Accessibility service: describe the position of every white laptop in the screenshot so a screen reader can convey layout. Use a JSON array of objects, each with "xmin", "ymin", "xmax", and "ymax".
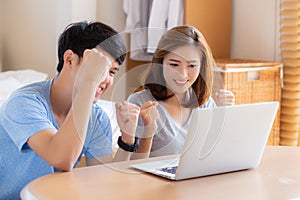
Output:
[{"xmin": 131, "ymin": 102, "xmax": 279, "ymax": 180}]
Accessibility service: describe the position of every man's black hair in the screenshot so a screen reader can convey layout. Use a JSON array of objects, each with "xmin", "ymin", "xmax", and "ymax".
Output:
[{"xmin": 57, "ymin": 21, "xmax": 126, "ymax": 72}]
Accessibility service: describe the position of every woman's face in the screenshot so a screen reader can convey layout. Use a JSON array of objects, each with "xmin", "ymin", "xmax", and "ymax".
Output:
[{"xmin": 163, "ymin": 45, "xmax": 201, "ymax": 95}]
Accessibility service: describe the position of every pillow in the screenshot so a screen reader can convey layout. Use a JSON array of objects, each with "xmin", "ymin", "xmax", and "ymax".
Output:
[
  {"xmin": 0, "ymin": 77, "xmax": 23, "ymax": 106},
  {"xmin": 96, "ymin": 99, "xmax": 121, "ymax": 153},
  {"xmin": 0, "ymin": 69, "xmax": 48, "ymax": 107}
]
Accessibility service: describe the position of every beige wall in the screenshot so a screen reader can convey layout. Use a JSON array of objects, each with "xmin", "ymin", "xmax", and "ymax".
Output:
[
  {"xmin": 1, "ymin": 0, "xmax": 97, "ymax": 78},
  {"xmin": 231, "ymin": 0, "xmax": 281, "ymax": 61},
  {"xmin": 96, "ymin": 0, "xmax": 127, "ymax": 102},
  {"xmin": 2, "ymin": 0, "xmax": 58, "ymax": 77},
  {"xmin": 1, "ymin": 0, "xmax": 127, "ymax": 101},
  {"xmin": 71, "ymin": 0, "xmax": 97, "ymax": 22},
  {"xmin": 96, "ymin": 0, "xmax": 126, "ymax": 32},
  {"xmin": 0, "ymin": 0, "xmax": 282, "ymax": 101}
]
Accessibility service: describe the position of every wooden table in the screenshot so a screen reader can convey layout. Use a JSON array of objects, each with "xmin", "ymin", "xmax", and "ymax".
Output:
[{"xmin": 21, "ymin": 146, "xmax": 300, "ymax": 200}]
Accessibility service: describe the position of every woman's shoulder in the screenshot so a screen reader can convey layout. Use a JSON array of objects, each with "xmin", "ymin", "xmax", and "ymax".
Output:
[
  {"xmin": 128, "ymin": 89, "xmax": 156, "ymax": 105},
  {"xmin": 199, "ymin": 96, "xmax": 217, "ymax": 108},
  {"xmin": 130, "ymin": 89, "xmax": 152, "ymax": 97}
]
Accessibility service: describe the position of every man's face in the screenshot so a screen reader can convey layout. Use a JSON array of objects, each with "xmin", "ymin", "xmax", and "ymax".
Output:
[
  {"xmin": 93, "ymin": 60, "xmax": 119, "ymax": 103},
  {"xmin": 93, "ymin": 49, "xmax": 120, "ymax": 103}
]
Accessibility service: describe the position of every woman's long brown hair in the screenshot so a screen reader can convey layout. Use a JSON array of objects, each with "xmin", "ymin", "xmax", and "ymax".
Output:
[{"xmin": 143, "ymin": 25, "xmax": 215, "ymax": 108}]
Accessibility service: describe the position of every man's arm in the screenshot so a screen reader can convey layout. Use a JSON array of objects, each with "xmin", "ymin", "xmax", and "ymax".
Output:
[
  {"xmin": 84, "ymin": 147, "xmax": 133, "ymax": 166},
  {"xmin": 27, "ymin": 49, "xmax": 110, "ymax": 171},
  {"xmin": 131, "ymin": 101, "xmax": 159, "ymax": 159},
  {"xmin": 85, "ymin": 101, "xmax": 141, "ymax": 166}
]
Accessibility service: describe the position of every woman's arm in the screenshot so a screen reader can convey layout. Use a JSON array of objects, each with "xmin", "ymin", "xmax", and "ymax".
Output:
[
  {"xmin": 86, "ymin": 101, "xmax": 159, "ymax": 165},
  {"xmin": 131, "ymin": 101, "xmax": 159, "ymax": 159}
]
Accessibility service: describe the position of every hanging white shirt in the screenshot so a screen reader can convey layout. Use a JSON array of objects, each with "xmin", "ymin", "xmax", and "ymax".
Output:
[
  {"xmin": 147, "ymin": 0, "xmax": 184, "ymax": 53},
  {"xmin": 123, "ymin": 0, "xmax": 153, "ymax": 61}
]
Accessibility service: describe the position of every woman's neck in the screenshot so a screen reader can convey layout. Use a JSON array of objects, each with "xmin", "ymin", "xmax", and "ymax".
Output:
[{"xmin": 162, "ymin": 94, "xmax": 192, "ymax": 126}]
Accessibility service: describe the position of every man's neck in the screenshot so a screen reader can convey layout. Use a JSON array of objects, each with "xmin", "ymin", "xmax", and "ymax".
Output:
[{"xmin": 50, "ymin": 74, "xmax": 73, "ymax": 118}]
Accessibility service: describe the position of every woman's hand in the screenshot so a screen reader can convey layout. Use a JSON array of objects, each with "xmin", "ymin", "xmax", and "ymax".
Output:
[
  {"xmin": 140, "ymin": 101, "xmax": 159, "ymax": 126},
  {"xmin": 139, "ymin": 101, "xmax": 159, "ymax": 138},
  {"xmin": 215, "ymin": 89, "xmax": 235, "ymax": 106}
]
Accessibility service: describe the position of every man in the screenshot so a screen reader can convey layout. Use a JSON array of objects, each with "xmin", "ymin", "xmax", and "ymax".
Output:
[{"xmin": 0, "ymin": 21, "xmax": 157, "ymax": 199}]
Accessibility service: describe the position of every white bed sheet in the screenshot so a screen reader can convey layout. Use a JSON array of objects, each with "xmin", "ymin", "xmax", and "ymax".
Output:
[
  {"xmin": 0, "ymin": 69, "xmax": 48, "ymax": 106},
  {"xmin": 96, "ymin": 100, "xmax": 120, "ymax": 152}
]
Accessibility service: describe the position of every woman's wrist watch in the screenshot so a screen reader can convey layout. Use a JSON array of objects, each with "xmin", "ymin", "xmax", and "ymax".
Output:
[{"xmin": 117, "ymin": 136, "xmax": 139, "ymax": 152}]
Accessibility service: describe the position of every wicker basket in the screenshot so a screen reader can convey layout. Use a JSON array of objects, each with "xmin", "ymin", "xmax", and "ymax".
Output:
[{"xmin": 214, "ymin": 59, "xmax": 283, "ymax": 145}]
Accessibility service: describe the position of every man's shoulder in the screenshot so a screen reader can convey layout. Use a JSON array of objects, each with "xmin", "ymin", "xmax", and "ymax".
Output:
[
  {"xmin": 11, "ymin": 80, "xmax": 51, "ymax": 98},
  {"xmin": 1, "ymin": 80, "xmax": 52, "ymax": 114}
]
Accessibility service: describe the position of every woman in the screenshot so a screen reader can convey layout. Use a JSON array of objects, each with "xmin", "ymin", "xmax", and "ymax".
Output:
[{"xmin": 128, "ymin": 25, "xmax": 234, "ymax": 157}]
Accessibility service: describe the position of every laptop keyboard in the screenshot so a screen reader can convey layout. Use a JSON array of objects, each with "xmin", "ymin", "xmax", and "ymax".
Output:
[{"xmin": 157, "ymin": 166, "xmax": 178, "ymax": 175}]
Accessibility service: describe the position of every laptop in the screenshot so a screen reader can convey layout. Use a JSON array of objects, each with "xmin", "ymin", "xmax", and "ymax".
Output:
[{"xmin": 131, "ymin": 102, "xmax": 279, "ymax": 180}]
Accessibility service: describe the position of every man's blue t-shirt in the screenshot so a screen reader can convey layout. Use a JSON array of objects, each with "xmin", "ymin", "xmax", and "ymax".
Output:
[{"xmin": 0, "ymin": 80, "xmax": 112, "ymax": 199}]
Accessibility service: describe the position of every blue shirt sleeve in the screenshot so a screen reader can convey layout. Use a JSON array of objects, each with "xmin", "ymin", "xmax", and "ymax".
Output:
[
  {"xmin": 2, "ymin": 94, "xmax": 56, "ymax": 152},
  {"xmin": 84, "ymin": 105, "xmax": 113, "ymax": 158}
]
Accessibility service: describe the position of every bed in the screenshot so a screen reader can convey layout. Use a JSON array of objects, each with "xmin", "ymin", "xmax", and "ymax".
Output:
[{"xmin": 0, "ymin": 69, "xmax": 48, "ymax": 106}]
